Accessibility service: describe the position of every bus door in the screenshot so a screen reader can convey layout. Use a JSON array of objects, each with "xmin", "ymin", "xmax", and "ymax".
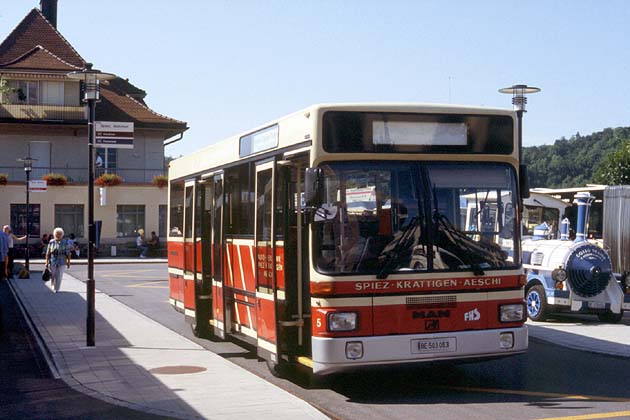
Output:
[
  {"xmin": 191, "ymin": 179, "xmax": 213, "ymax": 337},
  {"xmin": 255, "ymin": 161, "xmax": 279, "ymax": 361},
  {"xmin": 211, "ymin": 173, "xmax": 226, "ymax": 339},
  {"xmin": 183, "ymin": 181, "xmax": 196, "ymax": 321},
  {"xmin": 277, "ymin": 153, "xmax": 310, "ymax": 364}
]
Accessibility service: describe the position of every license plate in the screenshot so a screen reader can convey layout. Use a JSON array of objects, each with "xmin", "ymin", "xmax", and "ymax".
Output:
[
  {"xmin": 588, "ymin": 301, "xmax": 606, "ymax": 309},
  {"xmin": 411, "ymin": 337, "xmax": 457, "ymax": 354}
]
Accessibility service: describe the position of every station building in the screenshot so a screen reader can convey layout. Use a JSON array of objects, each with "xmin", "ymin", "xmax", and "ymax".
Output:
[{"xmin": 0, "ymin": 1, "xmax": 187, "ymax": 253}]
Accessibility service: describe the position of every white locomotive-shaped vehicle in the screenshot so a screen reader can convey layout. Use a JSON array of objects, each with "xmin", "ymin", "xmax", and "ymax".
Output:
[{"xmin": 523, "ymin": 192, "xmax": 629, "ymax": 323}]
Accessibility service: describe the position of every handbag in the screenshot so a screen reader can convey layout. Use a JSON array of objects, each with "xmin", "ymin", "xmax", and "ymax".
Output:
[{"xmin": 42, "ymin": 267, "xmax": 51, "ymax": 282}]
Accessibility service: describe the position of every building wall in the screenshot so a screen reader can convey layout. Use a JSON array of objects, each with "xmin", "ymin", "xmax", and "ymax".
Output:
[
  {"xmin": 0, "ymin": 183, "xmax": 167, "ymax": 244},
  {"xmin": 0, "ymin": 126, "xmax": 166, "ymax": 183}
]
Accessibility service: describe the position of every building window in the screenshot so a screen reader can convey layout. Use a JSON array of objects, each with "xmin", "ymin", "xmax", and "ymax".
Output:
[
  {"xmin": 42, "ymin": 81, "xmax": 64, "ymax": 106},
  {"xmin": 8, "ymin": 80, "xmax": 39, "ymax": 104},
  {"xmin": 159, "ymin": 205, "xmax": 167, "ymax": 238},
  {"xmin": 117, "ymin": 205, "xmax": 145, "ymax": 238},
  {"xmin": 96, "ymin": 148, "xmax": 118, "ymax": 175},
  {"xmin": 10, "ymin": 204, "xmax": 41, "ymax": 237},
  {"xmin": 55, "ymin": 205, "xmax": 84, "ymax": 238}
]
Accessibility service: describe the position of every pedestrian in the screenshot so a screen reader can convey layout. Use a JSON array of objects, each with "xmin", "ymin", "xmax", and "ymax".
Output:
[
  {"xmin": 136, "ymin": 229, "xmax": 148, "ymax": 259},
  {"xmin": 3, "ymin": 225, "xmax": 26, "ymax": 279},
  {"xmin": 148, "ymin": 231, "xmax": 159, "ymax": 255},
  {"xmin": 67, "ymin": 233, "xmax": 80, "ymax": 259},
  {"xmin": 40, "ymin": 234, "xmax": 49, "ymax": 256},
  {"xmin": 45, "ymin": 228, "xmax": 71, "ymax": 293},
  {"xmin": 0, "ymin": 228, "xmax": 8, "ymax": 282}
]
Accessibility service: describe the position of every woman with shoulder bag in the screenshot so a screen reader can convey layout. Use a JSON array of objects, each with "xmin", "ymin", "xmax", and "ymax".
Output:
[{"xmin": 45, "ymin": 227, "xmax": 71, "ymax": 293}]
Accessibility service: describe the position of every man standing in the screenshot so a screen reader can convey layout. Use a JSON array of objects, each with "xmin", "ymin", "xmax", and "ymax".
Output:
[
  {"xmin": 0, "ymin": 228, "xmax": 8, "ymax": 281},
  {"xmin": 3, "ymin": 226, "xmax": 26, "ymax": 279}
]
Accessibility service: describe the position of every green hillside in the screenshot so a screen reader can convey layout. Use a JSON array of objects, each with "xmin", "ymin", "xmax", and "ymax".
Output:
[{"xmin": 523, "ymin": 127, "xmax": 630, "ymax": 188}]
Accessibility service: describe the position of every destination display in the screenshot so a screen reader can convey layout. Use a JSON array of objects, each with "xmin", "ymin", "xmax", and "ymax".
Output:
[
  {"xmin": 323, "ymin": 111, "xmax": 514, "ymax": 154},
  {"xmin": 373, "ymin": 121, "xmax": 468, "ymax": 146},
  {"xmin": 239, "ymin": 124, "xmax": 279, "ymax": 157}
]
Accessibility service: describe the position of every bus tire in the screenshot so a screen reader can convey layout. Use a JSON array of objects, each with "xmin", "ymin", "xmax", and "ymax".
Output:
[
  {"xmin": 191, "ymin": 318, "xmax": 212, "ymax": 339},
  {"xmin": 266, "ymin": 359, "xmax": 288, "ymax": 378},
  {"xmin": 597, "ymin": 310, "xmax": 624, "ymax": 324},
  {"xmin": 526, "ymin": 285, "xmax": 549, "ymax": 322}
]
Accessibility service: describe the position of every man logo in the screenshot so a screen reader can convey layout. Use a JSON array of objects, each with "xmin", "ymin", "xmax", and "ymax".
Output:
[
  {"xmin": 464, "ymin": 308, "xmax": 481, "ymax": 321},
  {"xmin": 425, "ymin": 319, "xmax": 439, "ymax": 330}
]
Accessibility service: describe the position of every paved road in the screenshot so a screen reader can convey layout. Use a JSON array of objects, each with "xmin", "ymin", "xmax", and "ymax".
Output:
[
  {"xmin": 62, "ymin": 263, "xmax": 630, "ymax": 420},
  {"xmin": 0, "ymin": 279, "xmax": 169, "ymax": 419}
]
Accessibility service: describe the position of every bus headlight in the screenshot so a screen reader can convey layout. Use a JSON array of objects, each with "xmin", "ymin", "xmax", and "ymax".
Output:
[
  {"xmin": 499, "ymin": 304, "xmax": 525, "ymax": 322},
  {"xmin": 327, "ymin": 312, "xmax": 358, "ymax": 332},
  {"xmin": 499, "ymin": 332, "xmax": 514, "ymax": 349},
  {"xmin": 345, "ymin": 341, "xmax": 364, "ymax": 359},
  {"xmin": 552, "ymin": 268, "xmax": 568, "ymax": 283}
]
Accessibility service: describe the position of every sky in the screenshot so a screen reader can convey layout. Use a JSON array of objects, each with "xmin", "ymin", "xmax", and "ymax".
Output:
[{"xmin": 2, "ymin": 0, "xmax": 630, "ymax": 157}]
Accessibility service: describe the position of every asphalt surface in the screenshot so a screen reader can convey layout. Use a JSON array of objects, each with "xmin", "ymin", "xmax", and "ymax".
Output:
[
  {"xmin": 22, "ymin": 264, "xmax": 630, "ymax": 419},
  {"xmin": 0, "ymin": 278, "xmax": 170, "ymax": 420}
]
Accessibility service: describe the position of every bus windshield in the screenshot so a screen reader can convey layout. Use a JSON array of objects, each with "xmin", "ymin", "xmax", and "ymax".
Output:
[{"xmin": 314, "ymin": 161, "xmax": 519, "ymax": 275}]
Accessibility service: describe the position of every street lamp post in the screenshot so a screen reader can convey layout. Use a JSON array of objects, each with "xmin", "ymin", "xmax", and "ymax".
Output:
[
  {"xmin": 17, "ymin": 157, "xmax": 37, "ymax": 277},
  {"xmin": 498, "ymin": 84, "xmax": 541, "ymax": 165},
  {"xmin": 67, "ymin": 63, "xmax": 116, "ymax": 347}
]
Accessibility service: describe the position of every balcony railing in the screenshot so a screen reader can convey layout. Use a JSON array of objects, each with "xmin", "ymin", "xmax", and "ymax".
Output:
[
  {"xmin": 0, "ymin": 103, "xmax": 86, "ymax": 121},
  {"xmin": 0, "ymin": 166, "xmax": 165, "ymax": 184}
]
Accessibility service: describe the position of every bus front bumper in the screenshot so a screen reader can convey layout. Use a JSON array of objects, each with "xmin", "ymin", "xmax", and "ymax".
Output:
[{"xmin": 311, "ymin": 326, "xmax": 528, "ymax": 375}]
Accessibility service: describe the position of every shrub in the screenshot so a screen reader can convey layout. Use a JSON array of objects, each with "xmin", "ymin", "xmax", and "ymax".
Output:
[
  {"xmin": 152, "ymin": 174, "xmax": 168, "ymax": 188},
  {"xmin": 0, "ymin": 173, "xmax": 7, "ymax": 185},
  {"xmin": 95, "ymin": 173, "xmax": 122, "ymax": 187},
  {"xmin": 43, "ymin": 173, "xmax": 68, "ymax": 186}
]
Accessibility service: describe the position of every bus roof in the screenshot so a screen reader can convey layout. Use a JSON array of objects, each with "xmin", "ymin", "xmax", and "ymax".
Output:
[{"xmin": 169, "ymin": 103, "xmax": 515, "ymax": 181}]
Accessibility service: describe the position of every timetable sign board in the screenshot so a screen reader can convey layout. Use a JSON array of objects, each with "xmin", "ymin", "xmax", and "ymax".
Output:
[
  {"xmin": 95, "ymin": 121, "xmax": 134, "ymax": 149},
  {"xmin": 28, "ymin": 180, "xmax": 47, "ymax": 192}
]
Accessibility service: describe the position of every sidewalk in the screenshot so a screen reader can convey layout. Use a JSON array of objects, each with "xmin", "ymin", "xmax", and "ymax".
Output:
[
  {"xmin": 528, "ymin": 314, "xmax": 630, "ymax": 358},
  {"xmin": 14, "ymin": 258, "xmax": 167, "ymax": 265},
  {"xmin": 8, "ymin": 273, "xmax": 327, "ymax": 420},
  {"xmin": 0, "ymin": 280, "xmax": 169, "ymax": 419}
]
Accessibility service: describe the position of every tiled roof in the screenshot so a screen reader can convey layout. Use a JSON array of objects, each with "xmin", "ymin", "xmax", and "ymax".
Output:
[
  {"xmin": 0, "ymin": 7, "xmax": 187, "ymax": 135},
  {"xmin": 107, "ymin": 77, "xmax": 147, "ymax": 101},
  {"xmin": 1, "ymin": 45, "xmax": 82, "ymax": 71},
  {"xmin": 0, "ymin": 8, "xmax": 84, "ymax": 68},
  {"xmin": 98, "ymin": 80, "xmax": 187, "ymax": 130}
]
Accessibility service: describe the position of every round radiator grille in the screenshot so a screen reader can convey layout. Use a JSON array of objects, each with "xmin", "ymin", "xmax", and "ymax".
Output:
[{"xmin": 565, "ymin": 243, "xmax": 612, "ymax": 298}]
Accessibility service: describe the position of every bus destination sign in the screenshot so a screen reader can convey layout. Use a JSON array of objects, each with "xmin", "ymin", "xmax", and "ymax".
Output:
[{"xmin": 95, "ymin": 121, "xmax": 134, "ymax": 149}]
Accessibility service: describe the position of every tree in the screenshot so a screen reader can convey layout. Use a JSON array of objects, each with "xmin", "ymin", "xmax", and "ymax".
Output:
[
  {"xmin": 523, "ymin": 127, "xmax": 630, "ymax": 188},
  {"xmin": 594, "ymin": 141, "xmax": 630, "ymax": 185},
  {"xmin": 0, "ymin": 79, "xmax": 10, "ymax": 104}
]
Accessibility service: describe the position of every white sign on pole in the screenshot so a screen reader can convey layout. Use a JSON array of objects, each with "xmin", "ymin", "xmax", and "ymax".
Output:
[
  {"xmin": 95, "ymin": 121, "xmax": 134, "ymax": 149},
  {"xmin": 28, "ymin": 180, "xmax": 47, "ymax": 192}
]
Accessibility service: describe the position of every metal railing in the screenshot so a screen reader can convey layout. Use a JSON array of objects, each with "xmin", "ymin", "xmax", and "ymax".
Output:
[
  {"xmin": 0, "ymin": 103, "xmax": 86, "ymax": 121},
  {"xmin": 0, "ymin": 166, "xmax": 165, "ymax": 184}
]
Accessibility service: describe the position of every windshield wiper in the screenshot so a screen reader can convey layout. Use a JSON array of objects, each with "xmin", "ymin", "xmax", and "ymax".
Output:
[{"xmin": 376, "ymin": 216, "xmax": 420, "ymax": 279}]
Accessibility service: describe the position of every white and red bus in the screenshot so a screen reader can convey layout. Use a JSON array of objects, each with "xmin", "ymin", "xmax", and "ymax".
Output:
[{"xmin": 168, "ymin": 104, "xmax": 529, "ymax": 375}]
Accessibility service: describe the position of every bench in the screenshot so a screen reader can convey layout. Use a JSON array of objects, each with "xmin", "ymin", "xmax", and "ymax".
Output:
[{"xmin": 114, "ymin": 242, "xmax": 167, "ymax": 258}]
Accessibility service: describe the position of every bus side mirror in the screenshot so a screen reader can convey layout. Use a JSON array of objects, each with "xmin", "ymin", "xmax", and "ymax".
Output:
[
  {"xmin": 519, "ymin": 164, "xmax": 530, "ymax": 199},
  {"xmin": 304, "ymin": 167, "xmax": 322, "ymax": 208}
]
